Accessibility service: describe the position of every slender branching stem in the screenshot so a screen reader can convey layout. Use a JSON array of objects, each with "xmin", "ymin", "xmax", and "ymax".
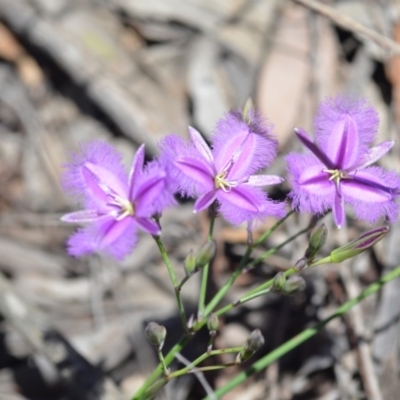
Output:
[
  {"xmin": 201, "ymin": 224, "xmax": 307, "ymax": 319},
  {"xmin": 153, "ymin": 235, "xmax": 189, "ymax": 333},
  {"xmin": 198, "ymin": 214, "xmax": 216, "ymax": 318},
  {"xmin": 205, "ymin": 264, "xmax": 400, "ymax": 399}
]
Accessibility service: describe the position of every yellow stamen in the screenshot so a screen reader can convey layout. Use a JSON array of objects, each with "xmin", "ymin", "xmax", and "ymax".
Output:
[
  {"xmin": 215, "ymin": 171, "xmax": 231, "ymax": 192},
  {"xmin": 113, "ymin": 195, "xmax": 135, "ymax": 221}
]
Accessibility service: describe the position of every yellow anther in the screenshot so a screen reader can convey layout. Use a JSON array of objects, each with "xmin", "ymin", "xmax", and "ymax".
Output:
[
  {"xmin": 113, "ymin": 196, "xmax": 135, "ymax": 221},
  {"xmin": 215, "ymin": 171, "xmax": 230, "ymax": 191}
]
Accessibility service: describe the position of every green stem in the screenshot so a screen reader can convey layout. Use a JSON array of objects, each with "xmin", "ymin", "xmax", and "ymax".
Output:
[
  {"xmin": 201, "ymin": 226, "xmax": 308, "ymax": 320},
  {"xmin": 153, "ymin": 236, "xmax": 188, "ymax": 332},
  {"xmin": 145, "ymin": 347, "xmax": 242, "ymax": 396},
  {"xmin": 253, "ymin": 210, "xmax": 295, "ymax": 247},
  {"xmin": 132, "ymin": 335, "xmax": 190, "ymax": 400},
  {"xmin": 204, "ymin": 264, "xmax": 400, "ymax": 399},
  {"xmin": 198, "ymin": 215, "xmax": 216, "ymax": 318},
  {"xmin": 246, "ymin": 227, "xmax": 309, "ymax": 271},
  {"xmin": 202, "ymin": 246, "xmax": 253, "ymax": 320},
  {"xmin": 215, "ymin": 288, "xmax": 273, "ymax": 317},
  {"xmin": 169, "ymin": 347, "xmax": 242, "ymax": 379},
  {"xmin": 157, "ymin": 348, "xmax": 169, "ymax": 377},
  {"xmin": 133, "ymin": 217, "xmax": 302, "ymax": 399}
]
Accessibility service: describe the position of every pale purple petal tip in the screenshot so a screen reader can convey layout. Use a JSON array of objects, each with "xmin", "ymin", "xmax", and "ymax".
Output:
[
  {"xmin": 128, "ymin": 144, "xmax": 145, "ymax": 198},
  {"xmin": 247, "ymin": 175, "xmax": 284, "ymax": 187},
  {"xmin": 188, "ymin": 127, "xmax": 213, "ymax": 163},
  {"xmin": 61, "ymin": 209, "xmax": 102, "ymax": 223}
]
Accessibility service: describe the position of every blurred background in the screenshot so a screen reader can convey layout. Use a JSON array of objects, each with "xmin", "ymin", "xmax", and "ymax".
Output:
[{"xmin": 0, "ymin": 0, "xmax": 400, "ymax": 399}]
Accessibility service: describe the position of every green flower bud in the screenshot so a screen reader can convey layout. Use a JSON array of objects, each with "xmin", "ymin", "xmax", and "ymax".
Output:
[
  {"xmin": 145, "ymin": 322, "xmax": 167, "ymax": 349},
  {"xmin": 207, "ymin": 313, "xmax": 219, "ymax": 332},
  {"xmin": 184, "ymin": 249, "xmax": 196, "ymax": 274},
  {"xmin": 281, "ymin": 275, "xmax": 306, "ymax": 295},
  {"xmin": 330, "ymin": 226, "xmax": 389, "ymax": 263},
  {"xmin": 272, "ymin": 272, "xmax": 286, "ymax": 291},
  {"xmin": 304, "ymin": 224, "xmax": 327, "ymax": 261},
  {"xmin": 241, "ymin": 97, "xmax": 254, "ymax": 123},
  {"xmin": 236, "ymin": 329, "xmax": 265, "ymax": 363},
  {"xmin": 195, "ymin": 240, "xmax": 216, "ymax": 269}
]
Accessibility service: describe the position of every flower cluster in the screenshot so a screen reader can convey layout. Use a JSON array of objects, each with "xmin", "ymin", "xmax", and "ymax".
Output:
[{"xmin": 61, "ymin": 96, "xmax": 400, "ymax": 260}]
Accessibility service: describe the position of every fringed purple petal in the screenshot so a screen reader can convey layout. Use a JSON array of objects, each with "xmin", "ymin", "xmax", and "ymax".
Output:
[
  {"xmin": 128, "ymin": 144, "xmax": 145, "ymax": 200},
  {"xmin": 217, "ymin": 185, "xmax": 286, "ymax": 225},
  {"xmin": 142, "ymin": 159, "xmax": 177, "ymax": 215},
  {"xmin": 84, "ymin": 162, "xmax": 128, "ymax": 198},
  {"xmin": 315, "ymin": 95, "xmax": 379, "ymax": 167},
  {"xmin": 212, "ymin": 110, "xmax": 277, "ymax": 179},
  {"xmin": 333, "ymin": 188, "xmax": 345, "ymax": 228},
  {"xmin": 136, "ymin": 217, "xmax": 160, "ymax": 235},
  {"xmin": 286, "ymin": 152, "xmax": 335, "ymax": 215},
  {"xmin": 194, "ymin": 191, "xmax": 217, "ymax": 213},
  {"xmin": 294, "ymin": 127, "xmax": 334, "ymax": 168},
  {"xmin": 341, "ymin": 167, "xmax": 400, "ymax": 223},
  {"xmin": 62, "ymin": 140, "xmax": 128, "ymax": 209},
  {"xmin": 158, "ymin": 134, "xmax": 213, "ymax": 198},
  {"xmin": 134, "ymin": 171, "xmax": 166, "ymax": 216},
  {"xmin": 66, "ymin": 216, "xmax": 137, "ymax": 260},
  {"xmin": 175, "ymin": 157, "xmax": 214, "ymax": 191},
  {"xmin": 326, "ymin": 115, "xmax": 359, "ymax": 169}
]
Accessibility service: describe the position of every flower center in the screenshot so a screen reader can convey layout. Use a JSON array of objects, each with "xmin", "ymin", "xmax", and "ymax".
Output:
[
  {"xmin": 214, "ymin": 171, "xmax": 237, "ymax": 192},
  {"xmin": 109, "ymin": 195, "xmax": 135, "ymax": 221},
  {"xmin": 323, "ymin": 168, "xmax": 351, "ymax": 187}
]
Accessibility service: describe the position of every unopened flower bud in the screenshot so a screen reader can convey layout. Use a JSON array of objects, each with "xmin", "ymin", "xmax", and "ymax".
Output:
[
  {"xmin": 195, "ymin": 240, "xmax": 216, "ymax": 269},
  {"xmin": 207, "ymin": 313, "xmax": 219, "ymax": 332},
  {"xmin": 281, "ymin": 275, "xmax": 306, "ymax": 295},
  {"xmin": 330, "ymin": 226, "xmax": 389, "ymax": 263},
  {"xmin": 145, "ymin": 322, "xmax": 167, "ymax": 349},
  {"xmin": 184, "ymin": 249, "xmax": 196, "ymax": 274},
  {"xmin": 236, "ymin": 329, "xmax": 265, "ymax": 363},
  {"xmin": 241, "ymin": 97, "xmax": 254, "ymax": 123},
  {"xmin": 272, "ymin": 272, "xmax": 286, "ymax": 292},
  {"xmin": 305, "ymin": 224, "xmax": 327, "ymax": 261}
]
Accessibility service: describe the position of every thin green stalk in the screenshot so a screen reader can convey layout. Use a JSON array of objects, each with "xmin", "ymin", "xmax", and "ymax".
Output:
[
  {"xmin": 253, "ymin": 210, "xmax": 295, "ymax": 247},
  {"xmin": 198, "ymin": 215, "xmax": 216, "ymax": 318},
  {"xmin": 157, "ymin": 348, "xmax": 169, "ymax": 377},
  {"xmin": 153, "ymin": 236, "xmax": 188, "ymax": 332},
  {"xmin": 143, "ymin": 347, "xmax": 242, "ymax": 397},
  {"xmin": 243, "ymin": 267, "xmax": 298, "ymax": 299},
  {"xmin": 246, "ymin": 227, "xmax": 309, "ymax": 270},
  {"xmin": 134, "ymin": 217, "xmax": 303, "ymax": 399},
  {"xmin": 201, "ymin": 226, "xmax": 308, "ymax": 320},
  {"xmin": 215, "ymin": 288, "xmax": 273, "ymax": 317},
  {"xmin": 132, "ymin": 335, "xmax": 190, "ymax": 399},
  {"xmin": 169, "ymin": 347, "xmax": 242, "ymax": 379},
  {"xmin": 204, "ymin": 264, "xmax": 400, "ymax": 399},
  {"xmin": 201, "ymin": 246, "xmax": 253, "ymax": 320}
]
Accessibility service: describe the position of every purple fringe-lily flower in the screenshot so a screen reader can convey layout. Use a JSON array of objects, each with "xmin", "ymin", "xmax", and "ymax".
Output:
[
  {"xmin": 286, "ymin": 95, "xmax": 400, "ymax": 227},
  {"xmin": 61, "ymin": 141, "xmax": 175, "ymax": 260},
  {"xmin": 159, "ymin": 110, "xmax": 286, "ymax": 225}
]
